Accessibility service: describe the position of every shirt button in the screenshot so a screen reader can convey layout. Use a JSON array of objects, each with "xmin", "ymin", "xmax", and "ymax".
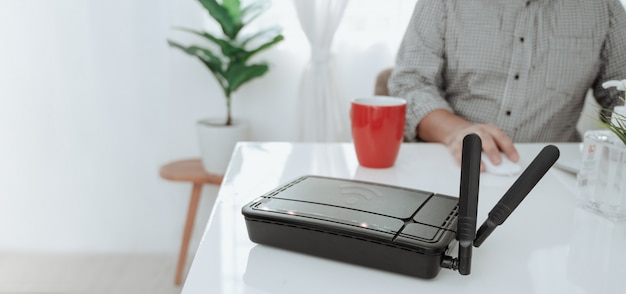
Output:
[
  {"xmin": 520, "ymin": 37, "xmax": 524, "ymax": 43},
  {"xmin": 506, "ymin": 111, "xmax": 512, "ymax": 116},
  {"xmin": 514, "ymin": 74, "xmax": 520, "ymax": 80},
  {"xmin": 526, "ymin": 1, "xmax": 530, "ymax": 6}
]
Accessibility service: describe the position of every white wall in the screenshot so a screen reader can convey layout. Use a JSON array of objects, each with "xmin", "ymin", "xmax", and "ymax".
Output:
[
  {"xmin": 0, "ymin": 0, "xmax": 413, "ymax": 253},
  {"xmin": 0, "ymin": 0, "xmax": 181, "ymax": 253}
]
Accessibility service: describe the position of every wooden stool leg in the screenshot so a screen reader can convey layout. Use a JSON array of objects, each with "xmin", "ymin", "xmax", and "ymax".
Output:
[{"xmin": 175, "ymin": 182, "xmax": 203, "ymax": 285}]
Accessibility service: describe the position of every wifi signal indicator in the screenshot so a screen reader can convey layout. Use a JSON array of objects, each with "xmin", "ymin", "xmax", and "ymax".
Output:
[{"xmin": 339, "ymin": 184, "xmax": 383, "ymax": 204}]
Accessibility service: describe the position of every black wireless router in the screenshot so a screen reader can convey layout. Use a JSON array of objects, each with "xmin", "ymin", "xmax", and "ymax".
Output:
[{"xmin": 241, "ymin": 134, "xmax": 560, "ymax": 278}]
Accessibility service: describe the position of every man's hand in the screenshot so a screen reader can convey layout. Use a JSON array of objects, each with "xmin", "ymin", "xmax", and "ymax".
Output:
[
  {"xmin": 417, "ymin": 110, "xmax": 519, "ymax": 170},
  {"xmin": 445, "ymin": 123, "xmax": 519, "ymax": 170}
]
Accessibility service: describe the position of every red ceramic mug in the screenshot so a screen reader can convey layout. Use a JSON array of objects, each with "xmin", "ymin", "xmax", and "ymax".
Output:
[{"xmin": 351, "ymin": 96, "xmax": 406, "ymax": 168}]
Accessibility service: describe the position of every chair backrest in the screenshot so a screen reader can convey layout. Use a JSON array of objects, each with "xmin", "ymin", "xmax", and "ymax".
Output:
[{"xmin": 374, "ymin": 68, "xmax": 393, "ymax": 96}]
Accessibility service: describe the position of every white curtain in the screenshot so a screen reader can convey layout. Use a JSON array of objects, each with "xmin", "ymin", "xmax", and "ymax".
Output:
[{"xmin": 293, "ymin": 0, "xmax": 350, "ymax": 142}]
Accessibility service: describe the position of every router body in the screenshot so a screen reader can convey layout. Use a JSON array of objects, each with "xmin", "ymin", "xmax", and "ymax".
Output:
[{"xmin": 242, "ymin": 175, "xmax": 460, "ymax": 278}]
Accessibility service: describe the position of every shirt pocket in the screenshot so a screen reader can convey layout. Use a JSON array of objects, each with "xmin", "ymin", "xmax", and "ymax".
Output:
[{"xmin": 545, "ymin": 38, "xmax": 598, "ymax": 96}]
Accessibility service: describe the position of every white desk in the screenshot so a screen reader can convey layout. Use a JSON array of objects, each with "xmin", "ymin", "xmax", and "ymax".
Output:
[{"xmin": 182, "ymin": 142, "xmax": 626, "ymax": 294}]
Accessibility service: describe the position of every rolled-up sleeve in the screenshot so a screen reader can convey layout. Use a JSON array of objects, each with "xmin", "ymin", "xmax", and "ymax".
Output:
[
  {"xmin": 592, "ymin": 0, "xmax": 626, "ymax": 110},
  {"xmin": 389, "ymin": 0, "xmax": 452, "ymax": 141}
]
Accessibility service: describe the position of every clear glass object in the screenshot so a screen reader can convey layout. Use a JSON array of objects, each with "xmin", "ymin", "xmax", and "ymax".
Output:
[{"xmin": 577, "ymin": 130, "xmax": 626, "ymax": 222}]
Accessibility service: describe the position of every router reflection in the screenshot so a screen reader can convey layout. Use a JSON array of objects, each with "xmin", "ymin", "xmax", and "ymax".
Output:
[{"xmin": 243, "ymin": 245, "xmax": 442, "ymax": 293}]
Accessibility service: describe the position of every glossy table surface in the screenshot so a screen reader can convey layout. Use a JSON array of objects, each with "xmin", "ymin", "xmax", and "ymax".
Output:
[{"xmin": 182, "ymin": 142, "xmax": 626, "ymax": 294}]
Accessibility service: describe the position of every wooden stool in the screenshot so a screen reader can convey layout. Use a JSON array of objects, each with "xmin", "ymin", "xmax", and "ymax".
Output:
[{"xmin": 159, "ymin": 159, "xmax": 223, "ymax": 285}]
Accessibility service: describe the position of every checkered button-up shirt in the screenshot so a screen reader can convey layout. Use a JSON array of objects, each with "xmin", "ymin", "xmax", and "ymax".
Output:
[{"xmin": 389, "ymin": 0, "xmax": 626, "ymax": 142}]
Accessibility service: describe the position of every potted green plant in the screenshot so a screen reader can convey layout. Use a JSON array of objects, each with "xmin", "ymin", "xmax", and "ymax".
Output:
[{"xmin": 168, "ymin": 0, "xmax": 284, "ymax": 174}]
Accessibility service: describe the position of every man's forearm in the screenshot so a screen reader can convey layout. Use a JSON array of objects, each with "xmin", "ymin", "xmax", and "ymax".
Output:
[
  {"xmin": 417, "ymin": 109, "xmax": 472, "ymax": 144},
  {"xmin": 418, "ymin": 109, "xmax": 519, "ymax": 167}
]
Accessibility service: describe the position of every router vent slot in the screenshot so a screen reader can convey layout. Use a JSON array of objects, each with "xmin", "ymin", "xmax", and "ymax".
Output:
[{"xmin": 442, "ymin": 205, "xmax": 459, "ymax": 227}]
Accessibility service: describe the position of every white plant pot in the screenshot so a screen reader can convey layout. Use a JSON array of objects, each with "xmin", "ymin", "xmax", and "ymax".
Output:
[{"xmin": 196, "ymin": 118, "xmax": 249, "ymax": 175}]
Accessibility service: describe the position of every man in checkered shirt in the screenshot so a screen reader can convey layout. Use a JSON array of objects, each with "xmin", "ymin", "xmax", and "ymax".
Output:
[{"xmin": 389, "ymin": 0, "xmax": 626, "ymax": 168}]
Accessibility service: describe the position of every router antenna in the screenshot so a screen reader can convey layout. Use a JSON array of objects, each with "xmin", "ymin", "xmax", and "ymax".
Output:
[
  {"xmin": 442, "ymin": 134, "xmax": 481, "ymax": 274},
  {"xmin": 473, "ymin": 145, "xmax": 560, "ymax": 247},
  {"xmin": 456, "ymin": 133, "xmax": 481, "ymax": 275}
]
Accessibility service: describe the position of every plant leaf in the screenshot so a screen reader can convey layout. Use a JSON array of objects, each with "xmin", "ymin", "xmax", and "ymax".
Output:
[
  {"xmin": 241, "ymin": 0, "xmax": 269, "ymax": 24},
  {"xmin": 240, "ymin": 27, "xmax": 281, "ymax": 47},
  {"xmin": 197, "ymin": 0, "xmax": 241, "ymax": 39},
  {"xmin": 168, "ymin": 40, "xmax": 230, "ymax": 93},
  {"xmin": 168, "ymin": 40, "xmax": 223, "ymax": 69},
  {"xmin": 585, "ymin": 97, "xmax": 626, "ymax": 146},
  {"xmin": 222, "ymin": 0, "xmax": 242, "ymax": 24},
  {"xmin": 198, "ymin": 59, "xmax": 230, "ymax": 97},
  {"xmin": 246, "ymin": 34, "xmax": 284, "ymax": 58},
  {"xmin": 225, "ymin": 63, "xmax": 269, "ymax": 92},
  {"xmin": 175, "ymin": 28, "xmax": 245, "ymax": 58},
  {"xmin": 232, "ymin": 34, "xmax": 283, "ymax": 64}
]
